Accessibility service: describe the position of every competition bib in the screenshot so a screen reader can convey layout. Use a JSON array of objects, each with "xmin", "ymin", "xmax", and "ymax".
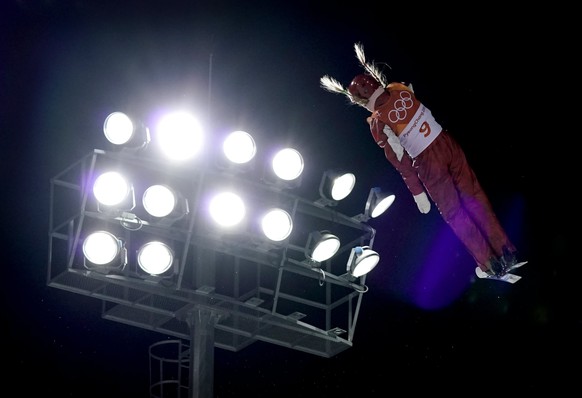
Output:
[{"xmin": 398, "ymin": 105, "xmax": 442, "ymax": 158}]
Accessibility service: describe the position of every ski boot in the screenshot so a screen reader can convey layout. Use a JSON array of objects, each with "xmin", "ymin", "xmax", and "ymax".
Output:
[
  {"xmin": 487, "ymin": 256, "xmax": 507, "ymax": 277},
  {"xmin": 501, "ymin": 246, "xmax": 519, "ymax": 269}
]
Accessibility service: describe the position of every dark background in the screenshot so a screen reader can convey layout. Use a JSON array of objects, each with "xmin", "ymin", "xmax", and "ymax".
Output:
[{"xmin": 2, "ymin": 1, "xmax": 574, "ymax": 396}]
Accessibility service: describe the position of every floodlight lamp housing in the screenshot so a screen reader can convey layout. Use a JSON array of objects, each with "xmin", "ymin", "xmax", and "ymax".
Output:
[
  {"xmin": 315, "ymin": 170, "xmax": 356, "ymax": 207},
  {"xmin": 93, "ymin": 171, "xmax": 137, "ymax": 214},
  {"xmin": 345, "ymin": 245, "xmax": 380, "ymax": 280},
  {"xmin": 260, "ymin": 208, "xmax": 293, "ymax": 243},
  {"xmin": 136, "ymin": 241, "xmax": 178, "ymax": 282},
  {"xmin": 84, "ymin": 249, "xmax": 128, "ymax": 274},
  {"xmin": 304, "ymin": 230, "xmax": 341, "ymax": 264},
  {"xmin": 216, "ymin": 130, "xmax": 257, "ymax": 173},
  {"xmin": 82, "ymin": 231, "xmax": 128, "ymax": 274},
  {"xmin": 103, "ymin": 112, "xmax": 151, "ymax": 152},
  {"xmin": 216, "ymin": 152, "xmax": 256, "ymax": 174},
  {"xmin": 142, "ymin": 185, "xmax": 190, "ymax": 227},
  {"xmin": 96, "ymin": 187, "xmax": 137, "ymax": 214},
  {"xmin": 352, "ymin": 187, "xmax": 395, "ymax": 222},
  {"xmin": 262, "ymin": 166, "xmax": 303, "ymax": 191},
  {"xmin": 261, "ymin": 147, "xmax": 304, "ymax": 190}
]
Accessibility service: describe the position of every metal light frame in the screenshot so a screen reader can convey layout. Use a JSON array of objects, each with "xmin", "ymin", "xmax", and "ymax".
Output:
[{"xmin": 47, "ymin": 108, "xmax": 388, "ymax": 398}]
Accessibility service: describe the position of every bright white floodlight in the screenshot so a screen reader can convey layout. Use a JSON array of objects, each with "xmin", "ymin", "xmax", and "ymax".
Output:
[
  {"xmin": 156, "ymin": 111, "xmax": 203, "ymax": 161},
  {"xmin": 143, "ymin": 185, "xmax": 177, "ymax": 218},
  {"xmin": 353, "ymin": 187, "xmax": 396, "ymax": 222},
  {"xmin": 103, "ymin": 112, "xmax": 150, "ymax": 150},
  {"xmin": 82, "ymin": 231, "xmax": 126, "ymax": 272},
  {"xmin": 223, "ymin": 130, "xmax": 257, "ymax": 164},
  {"xmin": 137, "ymin": 241, "xmax": 174, "ymax": 276},
  {"xmin": 305, "ymin": 231, "xmax": 341, "ymax": 263},
  {"xmin": 330, "ymin": 172, "xmax": 356, "ymax": 201},
  {"xmin": 272, "ymin": 148, "xmax": 304, "ymax": 181},
  {"xmin": 93, "ymin": 171, "xmax": 133, "ymax": 208},
  {"xmin": 346, "ymin": 246, "xmax": 380, "ymax": 278},
  {"xmin": 316, "ymin": 170, "xmax": 356, "ymax": 207},
  {"xmin": 209, "ymin": 191, "xmax": 246, "ymax": 227},
  {"xmin": 261, "ymin": 208, "xmax": 293, "ymax": 242},
  {"xmin": 142, "ymin": 185, "xmax": 189, "ymax": 226},
  {"xmin": 369, "ymin": 190, "xmax": 395, "ymax": 218},
  {"xmin": 103, "ymin": 112, "xmax": 134, "ymax": 145}
]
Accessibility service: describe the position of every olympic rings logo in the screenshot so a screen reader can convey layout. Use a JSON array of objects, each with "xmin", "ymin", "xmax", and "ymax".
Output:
[{"xmin": 388, "ymin": 91, "xmax": 413, "ymax": 124}]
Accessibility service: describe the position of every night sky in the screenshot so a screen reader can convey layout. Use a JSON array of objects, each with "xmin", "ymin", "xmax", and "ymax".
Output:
[{"xmin": 2, "ymin": 1, "xmax": 574, "ymax": 396}]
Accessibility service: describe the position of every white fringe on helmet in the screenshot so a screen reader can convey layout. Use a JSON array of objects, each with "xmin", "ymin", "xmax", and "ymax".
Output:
[
  {"xmin": 320, "ymin": 42, "xmax": 391, "ymax": 109},
  {"xmin": 319, "ymin": 75, "xmax": 368, "ymax": 108},
  {"xmin": 353, "ymin": 42, "xmax": 389, "ymax": 88}
]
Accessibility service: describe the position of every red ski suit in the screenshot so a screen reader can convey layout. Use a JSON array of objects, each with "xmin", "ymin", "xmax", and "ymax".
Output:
[{"xmin": 368, "ymin": 82, "xmax": 516, "ymax": 270}]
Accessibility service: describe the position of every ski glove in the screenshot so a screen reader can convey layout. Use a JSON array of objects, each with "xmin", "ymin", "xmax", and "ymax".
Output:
[{"xmin": 413, "ymin": 192, "xmax": 431, "ymax": 214}]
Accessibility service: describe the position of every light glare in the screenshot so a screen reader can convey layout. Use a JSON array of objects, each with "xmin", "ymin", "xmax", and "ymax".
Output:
[
  {"xmin": 331, "ymin": 173, "xmax": 356, "ymax": 201},
  {"xmin": 272, "ymin": 148, "xmax": 304, "ymax": 181},
  {"xmin": 261, "ymin": 208, "xmax": 292, "ymax": 242},
  {"xmin": 83, "ymin": 231, "xmax": 121, "ymax": 265},
  {"xmin": 93, "ymin": 171, "xmax": 130, "ymax": 206},
  {"xmin": 311, "ymin": 235, "xmax": 340, "ymax": 262},
  {"xmin": 371, "ymin": 194, "xmax": 395, "ymax": 218},
  {"xmin": 137, "ymin": 241, "xmax": 174, "ymax": 276},
  {"xmin": 223, "ymin": 131, "xmax": 256, "ymax": 164},
  {"xmin": 103, "ymin": 112, "xmax": 134, "ymax": 145},
  {"xmin": 157, "ymin": 111, "xmax": 203, "ymax": 161},
  {"xmin": 349, "ymin": 247, "xmax": 380, "ymax": 278},
  {"xmin": 209, "ymin": 192, "xmax": 245, "ymax": 227},
  {"xmin": 143, "ymin": 185, "xmax": 176, "ymax": 218}
]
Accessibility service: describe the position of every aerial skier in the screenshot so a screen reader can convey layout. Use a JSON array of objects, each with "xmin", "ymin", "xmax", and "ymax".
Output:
[{"xmin": 320, "ymin": 43, "xmax": 523, "ymax": 280}]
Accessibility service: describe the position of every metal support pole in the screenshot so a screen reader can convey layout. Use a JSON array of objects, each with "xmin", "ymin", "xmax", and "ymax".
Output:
[{"xmin": 187, "ymin": 308, "xmax": 221, "ymax": 398}]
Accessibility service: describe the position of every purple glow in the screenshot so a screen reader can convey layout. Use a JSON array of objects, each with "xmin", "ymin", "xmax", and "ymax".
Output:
[{"xmin": 410, "ymin": 224, "xmax": 474, "ymax": 310}]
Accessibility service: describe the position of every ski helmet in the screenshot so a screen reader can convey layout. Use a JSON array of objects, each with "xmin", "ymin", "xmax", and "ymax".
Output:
[{"xmin": 348, "ymin": 74, "xmax": 380, "ymax": 101}]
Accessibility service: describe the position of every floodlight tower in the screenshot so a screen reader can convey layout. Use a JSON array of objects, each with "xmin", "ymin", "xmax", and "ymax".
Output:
[{"xmin": 47, "ymin": 111, "xmax": 395, "ymax": 397}]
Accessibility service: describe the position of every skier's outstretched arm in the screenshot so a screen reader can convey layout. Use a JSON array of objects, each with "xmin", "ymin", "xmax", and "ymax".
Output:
[{"xmin": 368, "ymin": 116, "xmax": 431, "ymax": 214}]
